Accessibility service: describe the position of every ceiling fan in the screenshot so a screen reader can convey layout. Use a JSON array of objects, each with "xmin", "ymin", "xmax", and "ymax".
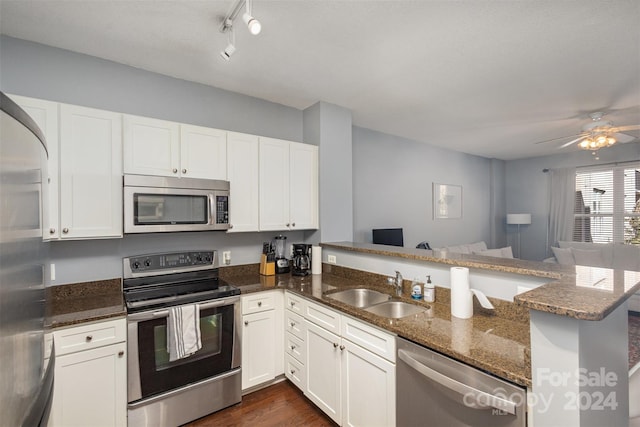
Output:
[{"xmin": 535, "ymin": 111, "xmax": 640, "ymax": 151}]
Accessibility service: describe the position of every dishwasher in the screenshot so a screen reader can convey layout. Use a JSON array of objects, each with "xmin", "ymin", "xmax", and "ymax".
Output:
[{"xmin": 397, "ymin": 337, "xmax": 526, "ymax": 427}]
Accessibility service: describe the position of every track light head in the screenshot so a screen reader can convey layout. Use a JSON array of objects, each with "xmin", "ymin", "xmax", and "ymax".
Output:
[
  {"xmin": 220, "ymin": 43, "xmax": 236, "ymax": 61},
  {"xmin": 242, "ymin": 12, "xmax": 261, "ymax": 35}
]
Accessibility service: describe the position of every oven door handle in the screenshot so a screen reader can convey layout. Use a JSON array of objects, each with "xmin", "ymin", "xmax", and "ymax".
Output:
[{"xmin": 128, "ymin": 296, "xmax": 240, "ymax": 322}]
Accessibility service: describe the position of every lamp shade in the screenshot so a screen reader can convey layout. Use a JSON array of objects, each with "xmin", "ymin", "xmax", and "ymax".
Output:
[{"xmin": 507, "ymin": 213, "xmax": 531, "ymax": 225}]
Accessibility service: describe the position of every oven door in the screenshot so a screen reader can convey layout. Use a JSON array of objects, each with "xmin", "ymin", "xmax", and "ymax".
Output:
[{"xmin": 127, "ymin": 296, "xmax": 240, "ymax": 403}]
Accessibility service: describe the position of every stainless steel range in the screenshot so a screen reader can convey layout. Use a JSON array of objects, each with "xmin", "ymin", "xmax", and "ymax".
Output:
[{"xmin": 123, "ymin": 250, "xmax": 241, "ymax": 427}]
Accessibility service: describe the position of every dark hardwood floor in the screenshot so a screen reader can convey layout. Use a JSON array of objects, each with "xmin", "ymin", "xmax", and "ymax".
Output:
[{"xmin": 185, "ymin": 380, "xmax": 337, "ymax": 427}]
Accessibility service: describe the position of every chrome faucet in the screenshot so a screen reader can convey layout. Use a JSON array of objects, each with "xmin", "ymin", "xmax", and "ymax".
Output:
[{"xmin": 394, "ymin": 270, "xmax": 404, "ymax": 297}]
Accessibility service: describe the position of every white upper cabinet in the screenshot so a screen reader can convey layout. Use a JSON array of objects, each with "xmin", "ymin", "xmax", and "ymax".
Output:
[
  {"xmin": 259, "ymin": 137, "xmax": 318, "ymax": 231},
  {"xmin": 123, "ymin": 115, "xmax": 227, "ymax": 180},
  {"xmin": 226, "ymin": 132, "xmax": 259, "ymax": 232},
  {"xmin": 9, "ymin": 95, "xmax": 60, "ymax": 240},
  {"xmin": 123, "ymin": 114, "xmax": 180, "ymax": 177},
  {"xmin": 59, "ymin": 104, "xmax": 122, "ymax": 239},
  {"xmin": 180, "ymin": 124, "xmax": 227, "ymax": 180}
]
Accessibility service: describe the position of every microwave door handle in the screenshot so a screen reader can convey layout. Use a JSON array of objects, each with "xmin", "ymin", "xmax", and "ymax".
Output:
[
  {"xmin": 208, "ymin": 194, "xmax": 215, "ymax": 225},
  {"xmin": 397, "ymin": 349, "xmax": 517, "ymax": 415}
]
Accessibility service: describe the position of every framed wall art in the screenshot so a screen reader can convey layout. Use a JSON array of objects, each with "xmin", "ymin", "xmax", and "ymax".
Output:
[{"xmin": 433, "ymin": 183, "xmax": 462, "ymax": 219}]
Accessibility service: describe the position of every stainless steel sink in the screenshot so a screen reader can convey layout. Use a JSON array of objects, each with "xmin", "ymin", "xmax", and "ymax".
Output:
[
  {"xmin": 326, "ymin": 288, "xmax": 391, "ymax": 308},
  {"xmin": 364, "ymin": 301, "xmax": 427, "ymax": 318}
]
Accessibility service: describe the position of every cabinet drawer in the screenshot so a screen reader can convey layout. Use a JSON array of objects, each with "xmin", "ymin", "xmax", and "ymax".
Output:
[
  {"xmin": 285, "ymin": 331, "xmax": 306, "ymax": 365},
  {"xmin": 285, "ymin": 292, "xmax": 305, "ymax": 315},
  {"xmin": 242, "ymin": 291, "xmax": 276, "ymax": 314},
  {"xmin": 341, "ymin": 316, "xmax": 396, "ymax": 363},
  {"xmin": 53, "ymin": 317, "xmax": 126, "ymax": 356},
  {"xmin": 305, "ymin": 300, "xmax": 340, "ymax": 335},
  {"xmin": 285, "ymin": 353, "xmax": 306, "ymax": 391},
  {"xmin": 284, "ymin": 310, "xmax": 306, "ymax": 340}
]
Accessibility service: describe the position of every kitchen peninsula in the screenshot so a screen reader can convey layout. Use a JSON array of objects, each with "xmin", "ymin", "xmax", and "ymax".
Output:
[{"xmin": 321, "ymin": 241, "xmax": 640, "ymax": 426}]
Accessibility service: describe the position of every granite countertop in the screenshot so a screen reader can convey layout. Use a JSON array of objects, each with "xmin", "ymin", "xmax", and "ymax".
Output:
[
  {"xmin": 46, "ymin": 278, "xmax": 126, "ymax": 329},
  {"xmin": 322, "ymin": 241, "xmax": 640, "ymax": 321},
  {"xmin": 222, "ymin": 265, "xmax": 531, "ymax": 387}
]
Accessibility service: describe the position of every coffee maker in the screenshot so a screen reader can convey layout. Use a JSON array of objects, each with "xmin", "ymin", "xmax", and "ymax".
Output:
[
  {"xmin": 273, "ymin": 235, "xmax": 290, "ymax": 274},
  {"xmin": 292, "ymin": 244, "xmax": 312, "ymax": 276}
]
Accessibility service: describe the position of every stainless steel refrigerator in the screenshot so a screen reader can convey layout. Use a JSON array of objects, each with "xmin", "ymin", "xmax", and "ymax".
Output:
[{"xmin": 0, "ymin": 91, "xmax": 54, "ymax": 426}]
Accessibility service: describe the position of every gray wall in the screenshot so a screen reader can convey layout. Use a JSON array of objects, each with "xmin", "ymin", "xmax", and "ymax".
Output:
[
  {"xmin": 0, "ymin": 35, "xmax": 307, "ymax": 285},
  {"xmin": 504, "ymin": 142, "xmax": 640, "ymax": 261},
  {"xmin": 352, "ymin": 126, "xmax": 504, "ymax": 249}
]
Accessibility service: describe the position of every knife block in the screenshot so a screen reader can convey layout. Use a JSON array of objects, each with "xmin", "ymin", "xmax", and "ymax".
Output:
[{"xmin": 259, "ymin": 254, "xmax": 275, "ymax": 276}]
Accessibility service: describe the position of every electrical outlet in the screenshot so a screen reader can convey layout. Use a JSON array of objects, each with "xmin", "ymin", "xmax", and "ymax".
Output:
[
  {"xmin": 328, "ymin": 255, "xmax": 337, "ymax": 264},
  {"xmin": 222, "ymin": 251, "xmax": 231, "ymax": 265}
]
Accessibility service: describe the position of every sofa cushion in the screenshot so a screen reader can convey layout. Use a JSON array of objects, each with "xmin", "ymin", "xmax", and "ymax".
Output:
[
  {"xmin": 551, "ymin": 246, "xmax": 575, "ymax": 265},
  {"xmin": 558, "ymin": 241, "xmax": 614, "ymax": 266},
  {"xmin": 467, "ymin": 241, "xmax": 488, "ymax": 253},
  {"xmin": 572, "ymin": 248, "xmax": 608, "ymax": 268},
  {"xmin": 474, "ymin": 246, "xmax": 514, "ymax": 259}
]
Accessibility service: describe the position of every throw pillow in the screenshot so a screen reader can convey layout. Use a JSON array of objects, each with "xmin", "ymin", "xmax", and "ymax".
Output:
[
  {"xmin": 468, "ymin": 241, "xmax": 488, "ymax": 253},
  {"xmin": 501, "ymin": 246, "xmax": 514, "ymax": 258},
  {"xmin": 571, "ymin": 248, "xmax": 607, "ymax": 268},
  {"xmin": 551, "ymin": 247, "xmax": 575, "ymax": 265}
]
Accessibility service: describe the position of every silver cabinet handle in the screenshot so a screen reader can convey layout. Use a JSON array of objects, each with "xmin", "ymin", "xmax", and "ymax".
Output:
[
  {"xmin": 85, "ymin": 335, "xmax": 93, "ymax": 342},
  {"xmin": 258, "ymin": 301, "xmax": 262, "ymax": 307},
  {"xmin": 333, "ymin": 342, "xmax": 339, "ymax": 348},
  {"xmin": 49, "ymin": 228, "xmax": 55, "ymax": 234},
  {"xmin": 229, "ymin": 224, "xmax": 234, "ymax": 229},
  {"xmin": 289, "ymin": 321, "xmax": 296, "ymax": 327},
  {"xmin": 290, "ymin": 301, "xmax": 295, "ymax": 307},
  {"xmin": 290, "ymin": 345, "xmax": 296, "ymax": 350},
  {"xmin": 339, "ymin": 345, "xmax": 345, "ymax": 351},
  {"xmin": 172, "ymin": 168, "xmax": 178, "ymax": 173},
  {"xmin": 244, "ymin": 320, "xmax": 249, "ymax": 326},
  {"xmin": 397, "ymin": 349, "xmax": 517, "ymax": 415},
  {"xmin": 182, "ymin": 169, "xmax": 187, "ymax": 174},
  {"xmin": 292, "ymin": 222, "xmax": 296, "ymax": 227},
  {"xmin": 286, "ymin": 223, "xmax": 290, "ymax": 227},
  {"xmin": 290, "ymin": 369, "xmax": 295, "ymax": 375},
  {"xmin": 62, "ymin": 228, "xmax": 69, "ymax": 234},
  {"xmin": 118, "ymin": 351, "xmax": 124, "ymax": 357}
]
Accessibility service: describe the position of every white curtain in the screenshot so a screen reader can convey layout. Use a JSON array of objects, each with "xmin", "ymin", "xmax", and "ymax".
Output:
[{"xmin": 548, "ymin": 167, "xmax": 576, "ymax": 247}]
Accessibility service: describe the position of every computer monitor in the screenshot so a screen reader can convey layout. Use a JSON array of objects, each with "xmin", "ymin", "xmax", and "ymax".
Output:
[{"xmin": 372, "ymin": 228, "xmax": 404, "ymax": 247}]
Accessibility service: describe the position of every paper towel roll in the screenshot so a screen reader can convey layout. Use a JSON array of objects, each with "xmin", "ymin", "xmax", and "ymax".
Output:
[
  {"xmin": 451, "ymin": 316, "xmax": 473, "ymax": 354},
  {"xmin": 312, "ymin": 274, "xmax": 323, "ymax": 298},
  {"xmin": 311, "ymin": 246, "xmax": 322, "ymax": 275},
  {"xmin": 450, "ymin": 267, "xmax": 473, "ymax": 319}
]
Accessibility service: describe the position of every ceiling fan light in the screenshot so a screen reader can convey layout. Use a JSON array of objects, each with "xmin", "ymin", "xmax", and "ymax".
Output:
[
  {"xmin": 580, "ymin": 140, "xmax": 590, "ymax": 148},
  {"xmin": 595, "ymin": 134, "xmax": 608, "ymax": 144},
  {"xmin": 607, "ymin": 136, "xmax": 616, "ymax": 146}
]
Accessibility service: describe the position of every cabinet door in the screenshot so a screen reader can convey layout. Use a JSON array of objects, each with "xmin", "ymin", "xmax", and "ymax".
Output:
[
  {"xmin": 289, "ymin": 142, "xmax": 318, "ymax": 230},
  {"xmin": 259, "ymin": 137, "xmax": 290, "ymax": 231},
  {"xmin": 342, "ymin": 340, "xmax": 395, "ymax": 427},
  {"xmin": 123, "ymin": 114, "xmax": 179, "ymax": 177},
  {"xmin": 59, "ymin": 104, "xmax": 122, "ymax": 239},
  {"xmin": 49, "ymin": 342, "xmax": 127, "ymax": 427},
  {"xmin": 305, "ymin": 321, "xmax": 342, "ymax": 424},
  {"xmin": 241, "ymin": 310, "xmax": 276, "ymax": 390},
  {"xmin": 180, "ymin": 124, "xmax": 227, "ymax": 180},
  {"xmin": 226, "ymin": 132, "xmax": 259, "ymax": 232},
  {"xmin": 9, "ymin": 95, "xmax": 60, "ymax": 240}
]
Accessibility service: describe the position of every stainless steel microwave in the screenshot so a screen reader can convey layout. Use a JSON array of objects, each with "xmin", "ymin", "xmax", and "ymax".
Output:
[{"xmin": 124, "ymin": 175, "xmax": 230, "ymax": 233}]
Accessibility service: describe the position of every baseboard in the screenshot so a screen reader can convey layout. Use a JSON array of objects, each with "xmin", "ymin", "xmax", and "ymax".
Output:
[{"xmin": 241, "ymin": 374, "xmax": 286, "ymax": 396}]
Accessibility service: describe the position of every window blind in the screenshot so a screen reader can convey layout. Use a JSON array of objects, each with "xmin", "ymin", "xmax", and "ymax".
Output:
[{"xmin": 574, "ymin": 163, "xmax": 640, "ymax": 245}]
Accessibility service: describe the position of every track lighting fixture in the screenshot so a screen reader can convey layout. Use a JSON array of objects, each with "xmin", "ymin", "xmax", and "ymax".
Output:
[{"xmin": 219, "ymin": 0, "xmax": 261, "ymax": 60}]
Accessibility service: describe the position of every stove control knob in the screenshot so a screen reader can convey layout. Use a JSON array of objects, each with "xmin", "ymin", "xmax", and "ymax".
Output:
[
  {"xmin": 132, "ymin": 261, "xmax": 140, "ymax": 269},
  {"xmin": 204, "ymin": 255, "xmax": 211, "ymax": 262},
  {"xmin": 144, "ymin": 259, "xmax": 151, "ymax": 267}
]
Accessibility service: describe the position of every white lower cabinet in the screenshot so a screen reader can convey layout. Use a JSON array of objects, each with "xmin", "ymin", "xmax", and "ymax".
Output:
[
  {"xmin": 287, "ymin": 294, "xmax": 396, "ymax": 427},
  {"xmin": 49, "ymin": 318, "xmax": 127, "ymax": 427},
  {"xmin": 241, "ymin": 290, "xmax": 283, "ymax": 391}
]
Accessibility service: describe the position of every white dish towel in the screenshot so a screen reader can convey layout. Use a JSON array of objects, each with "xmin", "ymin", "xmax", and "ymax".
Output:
[{"xmin": 167, "ymin": 304, "xmax": 202, "ymax": 362}]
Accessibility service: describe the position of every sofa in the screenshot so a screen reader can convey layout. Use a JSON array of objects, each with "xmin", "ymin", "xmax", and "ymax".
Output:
[
  {"xmin": 545, "ymin": 241, "xmax": 640, "ymax": 271},
  {"xmin": 434, "ymin": 241, "xmax": 514, "ymax": 259}
]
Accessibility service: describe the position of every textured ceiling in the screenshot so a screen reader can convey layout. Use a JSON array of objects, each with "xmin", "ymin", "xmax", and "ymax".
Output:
[{"xmin": 1, "ymin": 0, "xmax": 639, "ymax": 160}]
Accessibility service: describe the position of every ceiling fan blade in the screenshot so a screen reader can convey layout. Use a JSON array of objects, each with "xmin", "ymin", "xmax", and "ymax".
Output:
[
  {"xmin": 613, "ymin": 132, "xmax": 637, "ymax": 144},
  {"xmin": 534, "ymin": 133, "xmax": 585, "ymax": 145},
  {"xmin": 612, "ymin": 124, "xmax": 640, "ymax": 132},
  {"xmin": 559, "ymin": 135, "xmax": 587, "ymax": 149}
]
